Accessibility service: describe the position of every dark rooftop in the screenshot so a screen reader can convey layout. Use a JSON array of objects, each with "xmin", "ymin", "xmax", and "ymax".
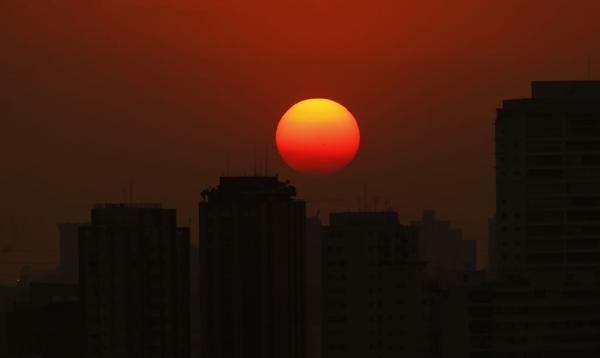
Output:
[
  {"xmin": 532, "ymin": 81, "xmax": 600, "ymax": 99},
  {"xmin": 90, "ymin": 203, "xmax": 176, "ymax": 227},
  {"xmin": 201, "ymin": 176, "xmax": 297, "ymax": 201},
  {"xmin": 93, "ymin": 203, "xmax": 162, "ymax": 209},
  {"xmin": 329, "ymin": 211, "xmax": 399, "ymax": 226}
]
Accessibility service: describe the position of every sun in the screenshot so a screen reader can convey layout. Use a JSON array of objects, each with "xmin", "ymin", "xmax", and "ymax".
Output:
[{"xmin": 275, "ymin": 98, "xmax": 360, "ymax": 174}]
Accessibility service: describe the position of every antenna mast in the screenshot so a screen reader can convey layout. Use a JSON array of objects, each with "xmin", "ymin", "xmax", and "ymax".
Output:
[
  {"xmin": 253, "ymin": 145, "xmax": 257, "ymax": 175},
  {"xmin": 128, "ymin": 178, "xmax": 134, "ymax": 204},
  {"xmin": 265, "ymin": 146, "xmax": 269, "ymax": 175},
  {"xmin": 226, "ymin": 152, "xmax": 230, "ymax": 176},
  {"xmin": 363, "ymin": 184, "xmax": 368, "ymax": 211},
  {"xmin": 587, "ymin": 54, "xmax": 592, "ymax": 80}
]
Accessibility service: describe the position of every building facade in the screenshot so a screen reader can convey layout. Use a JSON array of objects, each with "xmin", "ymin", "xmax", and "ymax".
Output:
[
  {"xmin": 322, "ymin": 212, "xmax": 434, "ymax": 358},
  {"xmin": 496, "ymin": 81, "xmax": 600, "ymax": 274},
  {"xmin": 198, "ymin": 176, "xmax": 306, "ymax": 358},
  {"xmin": 306, "ymin": 216, "xmax": 323, "ymax": 358},
  {"xmin": 411, "ymin": 210, "xmax": 476, "ymax": 281},
  {"xmin": 79, "ymin": 204, "xmax": 190, "ymax": 358},
  {"xmin": 459, "ymin": 81, "xmax": 600, "ymax": 357},
  {"xmin": 441, "ymin": 271, "xmax": 600, "ymax": 357},
  {"xmin": 7, "ymin": 282, "xmax": 80, "ymax": 358}
]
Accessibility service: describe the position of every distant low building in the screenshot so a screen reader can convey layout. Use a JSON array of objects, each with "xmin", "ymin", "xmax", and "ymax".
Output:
[
  {"xmin": 410, "ymin": 210, "xmax": 476, "ymax": 282},
  {"xmin": 6, "ymin": 282, "xmax": 80, "ymax": 358},
  {"xmin": 17, "ymin": 266, "xmax": 63, "ymax": 287},
  {"xmin": 15, "ymin": 223, "xmax": 86, "ymax": 288}
]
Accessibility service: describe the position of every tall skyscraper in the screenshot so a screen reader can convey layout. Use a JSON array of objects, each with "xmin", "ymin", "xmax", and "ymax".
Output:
[
  {"xmin": 447, "ymin": 80, "xmax": 600, "ymax": 357},
  {"xmin": 79, "ymin": 204, "xmax": 190, "ymax": 358},
  {"xmin": 322, "ymin": 212, "xmax": 434, "ymax": 358},
  {"xmin": 198, "ymin": 176, "xmax": 306, "ymax": 358},
  {"xmin": 496, "ymin": 81, "xmax": 600, "ymax": 275}
]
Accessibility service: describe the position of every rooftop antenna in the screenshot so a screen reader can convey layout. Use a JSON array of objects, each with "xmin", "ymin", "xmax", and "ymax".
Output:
[
  {"xmin": 128, "ymin": 178, "xmax": 134, "ymax": 204},
  {"xmin": 587, "ymin": 54, "xmax": 592, "ymax": 80},
  {"xmin": 253, "ymin": 145, "xmax": 257, "ymax": 176},
  {"xmin": 363, "ymin": 183, "xmax": 368, "ymax": 211},
  {"xmin": 264, "ymin": 145, "xmax": 269, "ymax": 176},
  {"xmin": 226, "ymin": 152, "xmax": 230, "ymax": 176}
]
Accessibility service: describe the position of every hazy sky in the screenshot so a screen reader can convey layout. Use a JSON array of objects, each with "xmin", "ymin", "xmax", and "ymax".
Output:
[{"xmin": 2, "ymin": 0, "xmax": 600, "ymax": 282}]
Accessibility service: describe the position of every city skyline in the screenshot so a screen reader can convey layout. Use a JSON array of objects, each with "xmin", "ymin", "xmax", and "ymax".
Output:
[
  {"xmin": 5, "ymin": 1, "xmax": 600, "ymax": 283},
  {"xmin": 4, "ymin": 79, "xmax": 600, "ymax": 355},
  {"xmin": 3, "ymin": 2, "xmax": 600, "ymax": 357}
]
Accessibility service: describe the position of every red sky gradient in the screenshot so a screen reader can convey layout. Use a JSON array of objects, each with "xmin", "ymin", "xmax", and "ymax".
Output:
[{"xmin": 2, "ymin": 0, "xmax": 600, "ymax": 282}]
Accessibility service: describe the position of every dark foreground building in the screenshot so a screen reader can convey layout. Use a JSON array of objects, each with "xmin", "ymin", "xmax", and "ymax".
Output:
[
  {"xmin": 322, "ymin": 212, "xmax": 434, "ymax": 358},
  {"xmin": 441, "ymin": 271, "xmax": 600, "ymax": 357},
  {"xmin": 7, "ymin": 282, "xmax": 80, "ymax": 358},
  {"xmin": 198, "ymin": 176, "xmax": 306, "ymax": 358},
  {"xmin": 79, "ymin": 204, "xmax": 190, "ymax": 358},
  {"xmin": 306, "ymin": 216, "xmax": 323, "ymax": 358},
  {"xmin": 495, "ymin": 81, "xmax": 600, "ymax": 275},
  {"xmin": 447, "ymin": 80, "xmax": 600, "ymax": 357}
]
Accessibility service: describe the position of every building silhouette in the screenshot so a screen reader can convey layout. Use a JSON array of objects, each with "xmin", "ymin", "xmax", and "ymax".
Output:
[
  {"xmin": 306, "ymin": 216, "xmax": 323, "ymax": 358},
  {"xmin": 198, "ymin": 176, "xmax": 306, "ymax": 358},
  {"xmin": 495, "ymin": 81, "xmax": 600, "ymax": 274},
  {"xmin": 189, "ymin": 243, "xmax": 201, "ymax": 358},
  {"xmin": 7, "ymin": 80, "xmax": 600, "ymax": 358},
  {"xmin": 58, "ymin": 223, "xmax": 84, "ymax": 284},
  {"xmin": 79, "ymin": 204, "xmax": 190, "ymax": 358},
  {"xmin": 321, "ymin": 212, "xmax": 434, "ymax": 358},
  {"xmin": 0, "ymin": 285, "xmax": 21, "ymax": 357},
  {"xmin": 487, "ymin": 217, "xmax": 496, "ymax": 278},
  {"xmin": 2, "ymin": 224, "xmax": 84, "ymax": 357},
  {"xmin": 441, "ymin": 270, "xmax": 600, "ymax": 357},
  {"xmin": 440, "ymin": 80, "xmax": 600, "ymax": 357},
  {"xmin": 437, "ymin": 270, "xmax": 486, "ymax": 358},
  {"xmin": 410, "ymin": 210, "xmax": 476, "ymax": 281},
  {"xmin": 6, "ymin": 282, "xmax": 80, "ymax": 358},
  {"xmin": 10, "ymin": 224, "xmax": 85, "ymax": 289}
]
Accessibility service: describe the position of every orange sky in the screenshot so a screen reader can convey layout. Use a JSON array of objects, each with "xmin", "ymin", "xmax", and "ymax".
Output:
[{"xmin": 2, "ymin": 0, "xmax": 600, "ymax": 282}]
